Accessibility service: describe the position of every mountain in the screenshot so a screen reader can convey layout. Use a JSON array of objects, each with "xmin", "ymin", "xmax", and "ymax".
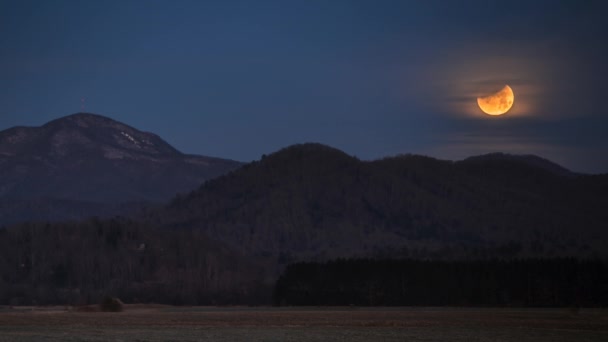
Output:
[
  {"xmin": 0, "ymin": 113, "xmax": 241, "ymax": 223},
  {"xmin": 461, "ymin": 152, "xmax": 576, "ymax": 177},
  {"xmin": 148, "ymin": 143, "xmax": 608, "ymax": 264},
  {"xmin": 2, "ymin": 142, "xmax": 607, "ymax": 305}
]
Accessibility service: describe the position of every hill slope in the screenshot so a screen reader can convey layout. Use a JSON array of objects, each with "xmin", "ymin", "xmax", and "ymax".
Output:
[{"xmin": 149, "ymin": 143, "xmax": 608, "ymax": 263}]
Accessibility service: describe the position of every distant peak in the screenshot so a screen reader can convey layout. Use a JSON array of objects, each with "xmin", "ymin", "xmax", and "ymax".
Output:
[
  {"xmin": 267, "ymin": 143, "xmax": 356, "ymax": 161},
  {"xmin": 461, "ymin": 153, "xmax": 575, "ymax": 177},
  {"xmin": 43, "ymin": 113, "xmax": 122, "ymax": 128},
  {"xmin": 0, "ymin": 112, "xmax": 184, "ymax": 158},
  {"xmin": 277, "ymin": 143, "xmax": 348, "ymax": 155},
  {"xmin": 65, "ymin": 112, "xmax": 110, "ymax": 119},
  {"xmin": 463, "ymin": 152, "xmax": 551, "ymax": 164}
]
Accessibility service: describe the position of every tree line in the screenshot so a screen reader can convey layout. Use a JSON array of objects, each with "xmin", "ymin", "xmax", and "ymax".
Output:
[
  {"xmin": 274, "ymin": 258, "xmax": 608, "ymax": 307},
  {"xmin": 0, "ymin": 218, "xmax": 270, "ymax": 306}
]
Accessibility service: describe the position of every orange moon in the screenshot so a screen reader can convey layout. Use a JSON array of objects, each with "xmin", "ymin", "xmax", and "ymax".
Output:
[{"xmin": 477, "ymin": 85, "xmax": 514, "ymax": 115}]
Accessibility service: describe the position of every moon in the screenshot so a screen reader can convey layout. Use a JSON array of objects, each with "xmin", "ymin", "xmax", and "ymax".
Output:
[{"xmin": 477, "ymin": 85, "xmax": 514, "ymax": 115}]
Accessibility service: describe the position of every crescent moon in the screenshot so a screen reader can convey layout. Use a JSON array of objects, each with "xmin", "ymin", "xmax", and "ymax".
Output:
[{"xmin": 477, "ymin": 85, "xmax": 514, "ymax": 116}]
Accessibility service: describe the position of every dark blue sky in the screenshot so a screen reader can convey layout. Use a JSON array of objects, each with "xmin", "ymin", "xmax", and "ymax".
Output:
[{"xmin": 1, "ymin": 0, "xmax": 607, "ymax": 173}]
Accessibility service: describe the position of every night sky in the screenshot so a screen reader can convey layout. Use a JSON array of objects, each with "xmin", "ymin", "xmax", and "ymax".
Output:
[{"xmin": 1, "ymin": 0, "xmax": 607, "ymax": 173}]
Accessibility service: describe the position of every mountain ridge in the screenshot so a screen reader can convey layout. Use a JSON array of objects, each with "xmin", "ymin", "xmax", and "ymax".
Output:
[
  {"xmin": 151, "ymin": 142, "xmax": 608, "ymax": 266},
  {"xmin": 2, "ymin": 140, "xmax": 607, "ymax": 305},
  {"xmin": 460, "ymin": 152, "xmax": 576, "ymax": 177},
  {"xmin": 0, "ymin": 113, "xmax": 242, "ymax": 223},
  {"xmin": 1, "ymin": 113, "xmax": 181, "ymax": 160}
]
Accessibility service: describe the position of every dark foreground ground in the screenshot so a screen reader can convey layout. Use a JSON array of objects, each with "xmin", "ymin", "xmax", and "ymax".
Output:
[{"xmin": 0, "ymin": 306, "xmax": 607, "ymax": 341}]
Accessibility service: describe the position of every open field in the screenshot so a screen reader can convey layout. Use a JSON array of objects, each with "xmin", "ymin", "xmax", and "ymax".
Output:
[{"xmin": 1, "ymin": 306, "xmax": 607, "ymax": 341}]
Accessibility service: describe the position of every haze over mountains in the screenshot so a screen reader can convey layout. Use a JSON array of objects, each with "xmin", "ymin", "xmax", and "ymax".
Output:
[{"xmin": 0, "ymin": 113, "xmax": 241, "ymax": 224}]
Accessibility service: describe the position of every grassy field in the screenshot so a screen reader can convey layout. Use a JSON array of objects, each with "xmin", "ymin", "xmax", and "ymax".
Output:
[{"xmin": 0, "ymin": 306, "xmax": 607, "ymax": 341}]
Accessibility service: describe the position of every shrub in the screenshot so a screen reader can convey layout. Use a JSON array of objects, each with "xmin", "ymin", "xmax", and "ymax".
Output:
[{"xmin": 99, "ymin": 296, "xmax": 124, "ymax": 312}]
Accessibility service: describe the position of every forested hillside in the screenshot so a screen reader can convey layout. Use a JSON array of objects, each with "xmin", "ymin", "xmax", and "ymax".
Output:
[
  {"xmin": 149, "ymin": 143, "xmax": 608, "ymax": 265},
  {"xmin": 2, "ymin": 143, "xmax": 607, "ymax": 305}
]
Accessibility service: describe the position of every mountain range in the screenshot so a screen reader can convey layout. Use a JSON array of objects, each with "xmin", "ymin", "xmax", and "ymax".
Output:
[{"xmin": 1, "ymin": 113, "xmax": 607, "ymax": 305}]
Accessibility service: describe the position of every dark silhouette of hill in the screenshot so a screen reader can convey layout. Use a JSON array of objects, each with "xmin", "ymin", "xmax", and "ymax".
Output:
[
  {"xmin": 150, "ymin": 143, "xmax": 608, "ymax": 264},
  {"xmin": 1, "ymin": 142, "xmax": 607, "ymax": 306},
  {"xmin": 0, "ymin": 113, "xmax": 241, "ymax": 223},
  {"xmin": 461, "ymin": 152, "xmax": 576, "ymax": 177}
]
